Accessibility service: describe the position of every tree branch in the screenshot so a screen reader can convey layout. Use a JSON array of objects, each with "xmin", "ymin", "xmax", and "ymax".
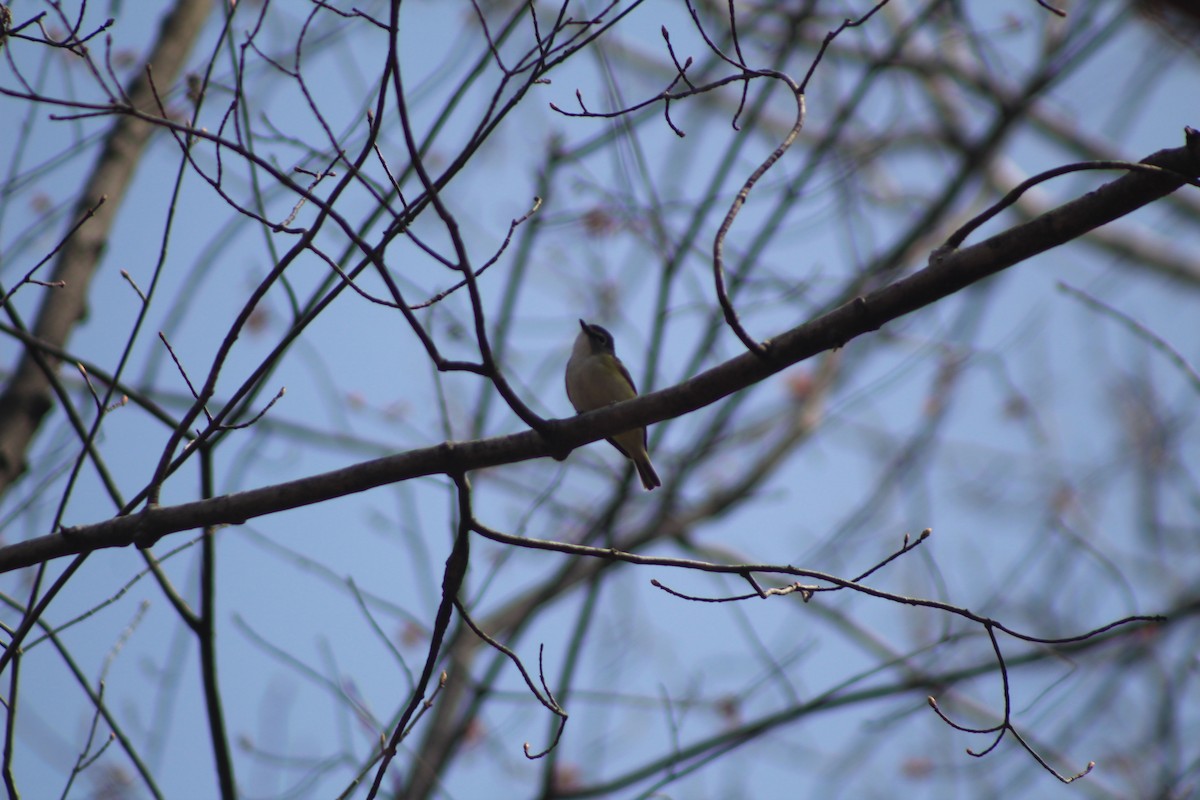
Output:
[{"xmin": 1, "ymin": 135, "xmax": 1195, "ymax": 574}]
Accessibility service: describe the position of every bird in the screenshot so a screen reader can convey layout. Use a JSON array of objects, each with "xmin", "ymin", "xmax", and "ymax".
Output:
[{"xmin": 565, "ymin": 319, "xmax": 662, "ymax": 490}]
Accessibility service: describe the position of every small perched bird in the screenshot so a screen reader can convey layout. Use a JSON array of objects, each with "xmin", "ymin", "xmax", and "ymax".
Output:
[{"xmin": 565, "ymin": 319, "xmax": 662, "ymax": 490}]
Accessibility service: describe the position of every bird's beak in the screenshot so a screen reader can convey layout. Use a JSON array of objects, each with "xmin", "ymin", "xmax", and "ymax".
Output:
[{"xmin": 578, "ymin": 319, "xmax": 589, "ymax": 333}]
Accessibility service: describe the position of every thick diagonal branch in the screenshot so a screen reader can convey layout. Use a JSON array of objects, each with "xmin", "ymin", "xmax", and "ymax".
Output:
[{"xmin": 1, "ymin": 136, "xmax": 1196, "ymax": 574}]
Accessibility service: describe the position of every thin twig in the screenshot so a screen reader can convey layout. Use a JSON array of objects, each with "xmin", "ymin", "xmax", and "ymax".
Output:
[
  {"xmin": 0, "ymin": 196, "xmax": 106, "ymax": 305},
  {"xmin": 1035, "ymin": 0, "xmax": 1068, "ymax": 18},
  {"xmin": 938, "ymin": 161, "xmax": 1200, "ymax": 255},
  {"xmin": 1058, "ymin": 282, "xmax": 1200, "ymax": 394}
]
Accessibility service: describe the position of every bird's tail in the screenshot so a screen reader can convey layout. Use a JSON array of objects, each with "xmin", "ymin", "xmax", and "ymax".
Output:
[{"xmin": 635, "ymin": 456, "xmax": 662, "ymax": 491}]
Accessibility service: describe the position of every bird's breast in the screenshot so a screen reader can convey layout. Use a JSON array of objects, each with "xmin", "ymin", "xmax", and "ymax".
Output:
[{"xmin": 566, "ymin": 355, "xmax": 636, "ymax": 413}]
